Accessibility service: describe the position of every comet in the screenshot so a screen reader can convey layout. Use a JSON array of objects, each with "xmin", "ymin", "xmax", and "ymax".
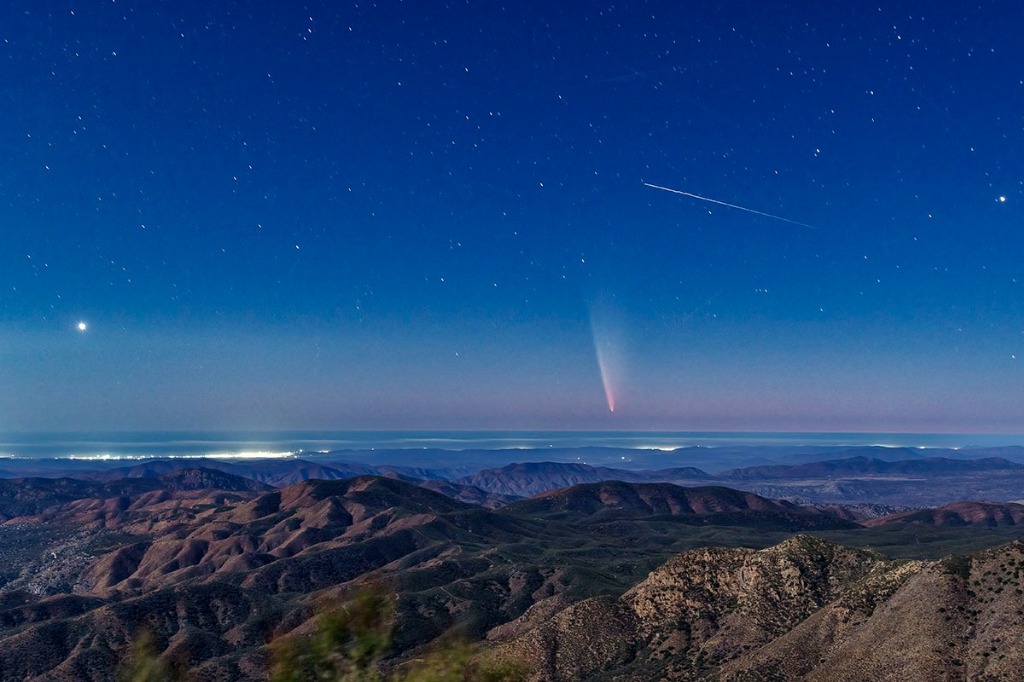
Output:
[
  {"xmin": 644, "ymin": 182, "xmax": 816, "ymax": 229},
  {"xmin": 594, "ymin": 337, "xmax": 616, "ymax": 412},
  {"xmin": 590, "ymin": 303, "xmax": 623, "ymax": 414}
]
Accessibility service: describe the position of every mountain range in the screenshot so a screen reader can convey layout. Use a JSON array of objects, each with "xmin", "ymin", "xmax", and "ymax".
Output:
[
  {"xmin": 0, "ymin": 448, "xmax": 1024, "ymax": 678},
  {"xmin": 9, "ymin": 447, "xmax": 1024, "ymax": 508}
]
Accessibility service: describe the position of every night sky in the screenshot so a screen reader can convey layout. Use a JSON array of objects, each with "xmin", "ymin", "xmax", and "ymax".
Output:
[{"xmin": 3, "ymin": 2, "xmax": 1023, "ymax": 433}]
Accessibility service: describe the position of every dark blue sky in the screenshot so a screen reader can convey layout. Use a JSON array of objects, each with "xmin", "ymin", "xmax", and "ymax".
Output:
[{"xmin": 2, "ymin": 1, "xmax": 1023, "ymax": 433}]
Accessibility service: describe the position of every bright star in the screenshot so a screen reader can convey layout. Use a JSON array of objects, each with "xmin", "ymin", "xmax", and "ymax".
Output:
[
  {"xmin": 998, "ymin": 196, "xmax": 1007, "ymax": 203},
  {"xmin": 77, "ymin": 321, "xmax": 88, "ymax": 332}
]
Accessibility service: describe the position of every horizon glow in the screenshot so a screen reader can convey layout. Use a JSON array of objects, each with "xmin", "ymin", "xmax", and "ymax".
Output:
[{"xmin": 62, "ymin": 451, "xmax": 298, "ymax": 461}]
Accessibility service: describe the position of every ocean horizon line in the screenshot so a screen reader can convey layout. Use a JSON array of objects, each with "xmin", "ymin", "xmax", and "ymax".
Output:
[{"xmin": 0, "ymin": 429, "xmax": 1023, "ymax": 460}]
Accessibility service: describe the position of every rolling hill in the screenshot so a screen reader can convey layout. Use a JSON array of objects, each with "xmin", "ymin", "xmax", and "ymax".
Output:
[
  {"xmin": 865, "ymin": 501, "xmax": 1024, "ymax": 528},
  {"xmin": 455, "ymin": 461, "xmax": 711, "ymax": 497},
  {"xmin": 501, "ymin": 481, "xmax": 859, "ymax": 531}
]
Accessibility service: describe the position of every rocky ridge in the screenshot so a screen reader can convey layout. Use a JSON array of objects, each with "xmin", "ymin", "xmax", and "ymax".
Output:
[{"xmin": 490, "ymin": 537, "xmax": 1024, "ymax": 681}]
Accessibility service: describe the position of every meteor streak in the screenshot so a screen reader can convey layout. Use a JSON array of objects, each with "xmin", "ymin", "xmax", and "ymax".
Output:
[{"xmin": 644, "ymin": 182, "xmax": 816, "ymax": 229}]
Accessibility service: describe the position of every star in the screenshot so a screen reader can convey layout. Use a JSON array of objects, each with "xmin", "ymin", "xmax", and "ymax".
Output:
[{"xmin": 76, "ymin": 321, "xmax": 88, "ymax": 332}]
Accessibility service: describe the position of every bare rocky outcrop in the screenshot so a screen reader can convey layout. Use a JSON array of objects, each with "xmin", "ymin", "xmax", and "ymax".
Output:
[{"xmin": 491, "ymin": 538, "xmax": 1024, "ymax": 681}]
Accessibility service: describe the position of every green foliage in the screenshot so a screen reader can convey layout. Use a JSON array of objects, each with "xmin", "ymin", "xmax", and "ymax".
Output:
[
  {"xmin": 117, "ymin": 630, "xmax": 184, "ymax": 682},
  {"xmin": 271, "ymin": 585, "xmax": 526, "ymax": 682},
  {"xmin": 943, "ymin": 555, "xmax": 972, "ymax": 580},
  {"xmin": 271, "ymin": 584, "xmax": 395, "ymax": 682},
  {"xmin": 400, "ymin": 640, "xmax": 526, "ymax": 682}
]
